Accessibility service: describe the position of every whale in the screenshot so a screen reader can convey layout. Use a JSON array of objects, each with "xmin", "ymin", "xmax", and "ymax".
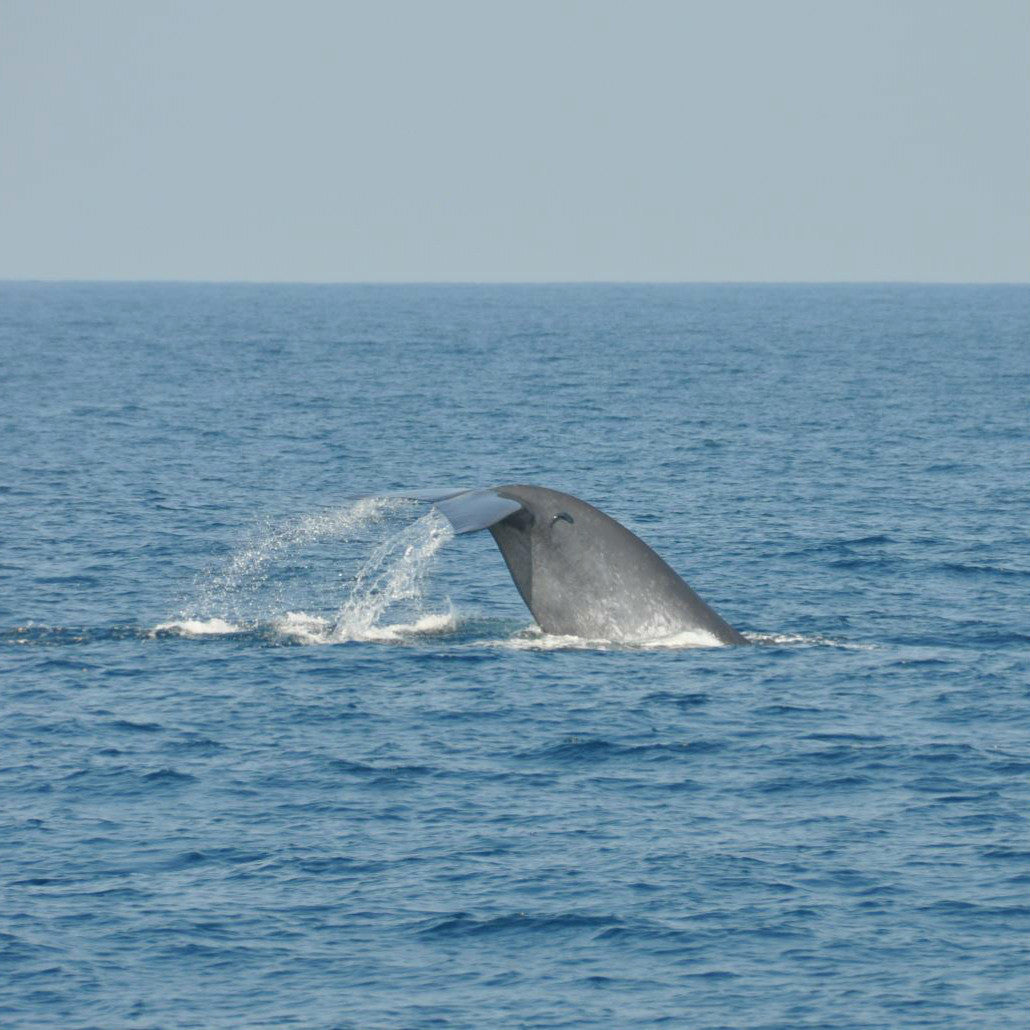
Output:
[{"xmin": 392, "ymin": 485, "xmax": 747, "ymax": 645}]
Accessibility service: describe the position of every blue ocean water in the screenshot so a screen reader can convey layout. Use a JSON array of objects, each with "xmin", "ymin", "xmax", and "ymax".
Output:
[{"xmin": 1, "ymin": 282, "xmax": 1027, "ymax": 1029}]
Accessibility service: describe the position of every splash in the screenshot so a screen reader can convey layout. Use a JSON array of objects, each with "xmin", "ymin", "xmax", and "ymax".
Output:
[
  {"xmin": 151, "ymin": 617, "xmax": 243, "ymax": 638},
  {"xmin": 330, "ymin": 510, "xmax": 454, "ymax": 642},
  {"xmin": 268, "ymin": 610, "xmax": 459, "ymax": 646},
  {"xmin": 168, "ymin": 500, "xmax": 455, "ymax": 645},
  {"xmin": 194, "ymin": 496, "xmax": 410, "ymax": 618}
]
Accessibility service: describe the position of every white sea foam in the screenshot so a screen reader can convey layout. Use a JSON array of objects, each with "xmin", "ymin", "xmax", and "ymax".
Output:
[
  {"xmin": 497, "ymin": 629, "xmax": 604, "ymax": 651},
  {"xmin": 335, "ymin": 610, "xmax": 458, "ymax": 644},
  {"xmin": 269, "ymin": 607, "xmax": 458, "ymax": 645},
  {"xmin": 149, "ymin": 616, "xmax": 869, "ymax": 652},
  {"xmin": 489, "ymin": 624, "xmax": 726, "ymax": 651},
  {"xmin": 273, "ymin": 611, "xmax": 332, "ymax": 644},
  {"xmin": 638, "ymin": 627, "xmax": 726, "ymax": 649},
  {"xmin": 150, "ymin": 617, "xmax": 242, "ymax": 638}
]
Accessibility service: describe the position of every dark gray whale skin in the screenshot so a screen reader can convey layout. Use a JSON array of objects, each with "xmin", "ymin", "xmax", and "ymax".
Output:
[
  {"xmin": 487, "ymin": 485, "xmax": 747, "ymax": 644},
  {"xmin": 384, "ymin": 484, "xmax": 747, "ymax": 644}
]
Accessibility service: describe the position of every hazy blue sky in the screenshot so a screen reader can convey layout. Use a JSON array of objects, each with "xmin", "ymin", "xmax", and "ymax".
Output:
[{"xmin": 1, "ymin": 1, "xmax": 1027, "ymax": 281}]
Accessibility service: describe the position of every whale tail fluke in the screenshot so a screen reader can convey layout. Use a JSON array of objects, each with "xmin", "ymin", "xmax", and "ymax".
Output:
[{"xmin": 362, "ymin": 484, "xmax": 746, "ymax": 645}]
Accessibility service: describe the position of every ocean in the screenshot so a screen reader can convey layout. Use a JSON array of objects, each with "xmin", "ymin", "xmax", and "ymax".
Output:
[{"xmin": 1, "ymin": 282, "xmax": 1027, "ymax": 1028}]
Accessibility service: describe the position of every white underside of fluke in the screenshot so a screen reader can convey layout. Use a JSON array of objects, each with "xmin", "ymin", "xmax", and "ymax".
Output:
[{"xmin": 387, "ymin": 487, "xmax": 522, "ymax": 535}]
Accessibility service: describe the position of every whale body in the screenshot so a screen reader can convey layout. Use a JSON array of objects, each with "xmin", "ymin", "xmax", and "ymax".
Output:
[{"xmin": 396, "ymin": 484, "xmax": 747, "ymax": 645}]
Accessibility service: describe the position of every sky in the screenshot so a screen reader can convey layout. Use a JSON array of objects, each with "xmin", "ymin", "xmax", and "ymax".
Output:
[{"xmin": 1, "ymin": 0, "xmax": 1027, "ymax": 282}]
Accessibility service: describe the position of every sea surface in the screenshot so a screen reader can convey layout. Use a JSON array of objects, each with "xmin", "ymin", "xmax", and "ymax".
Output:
[{"xmin": 1, "ymin": 282, "xmax": 1027, "ymax": 1029}]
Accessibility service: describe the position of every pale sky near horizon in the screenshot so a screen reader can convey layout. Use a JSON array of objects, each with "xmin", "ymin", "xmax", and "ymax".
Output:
[{"xmin": 1, "ymin": 0, "xmax": 1027, "ymax": 282}]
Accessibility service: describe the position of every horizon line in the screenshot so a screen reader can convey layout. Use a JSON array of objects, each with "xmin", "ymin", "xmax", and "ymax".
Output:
[{"xmin": 1, "ymin": 278, "xmax": 1027, "ymax": 287}]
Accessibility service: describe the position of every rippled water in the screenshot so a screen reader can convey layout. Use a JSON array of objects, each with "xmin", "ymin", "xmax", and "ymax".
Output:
[{"xmin": 1, "ymin": 283, "xmax": 1027, "ymax": 1028}]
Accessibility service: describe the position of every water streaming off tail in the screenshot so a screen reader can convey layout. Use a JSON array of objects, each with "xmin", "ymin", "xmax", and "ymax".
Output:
[
  {"xmin": 164, "ymin": 499, "xmax": 455, "ymax": 642},
  {"xmin": 329, "ymin": 510, "xmax": 454, "ymax": 642},
  {"xmin": 198, "ymin": 496, "xmax": 408, "ymax": 611}
]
